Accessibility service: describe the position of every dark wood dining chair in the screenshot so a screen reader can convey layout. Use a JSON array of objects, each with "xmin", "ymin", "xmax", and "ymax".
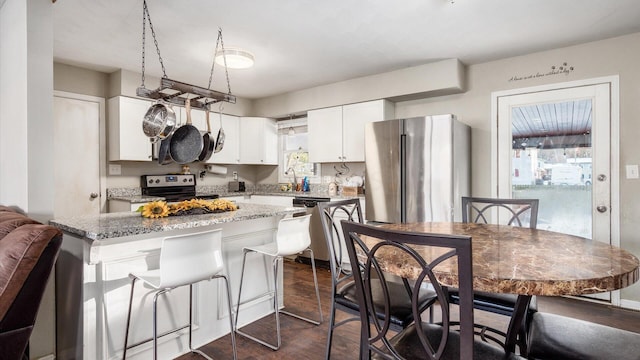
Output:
[
  {"xmin": 317, "ymin": 199, "xmax": 437, "ymax": 359},
  {"xmin": 340, "ymin": 221, "xmax": 524, "ymax": 359},
  {"xmin": 450, "ymin": 196, "xmax": 540, "ymax": 352}
]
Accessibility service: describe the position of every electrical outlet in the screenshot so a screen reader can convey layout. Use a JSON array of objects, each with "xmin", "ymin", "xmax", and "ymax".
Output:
[
  {"xmin": 109, "ymin": 164, "xmax": 121, "ymax": 176},
  {"xmin": 233, "ymin": 171, "xmax": 238, "ymax": 180}
]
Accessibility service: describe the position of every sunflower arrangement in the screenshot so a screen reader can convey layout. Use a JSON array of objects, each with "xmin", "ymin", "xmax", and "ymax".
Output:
[
  {"xmin": 138, "ymin": 201, "xmax": 170, "ymax": 218},
  {"xmin": 137, "ymin": 198, "xmax": 238, "ymax": 218}
]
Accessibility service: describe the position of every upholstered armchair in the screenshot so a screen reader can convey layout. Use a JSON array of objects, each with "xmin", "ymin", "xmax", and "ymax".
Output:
[{"xmin": 0, "ymin": 206, "xmax": 62, "ymax": 360}]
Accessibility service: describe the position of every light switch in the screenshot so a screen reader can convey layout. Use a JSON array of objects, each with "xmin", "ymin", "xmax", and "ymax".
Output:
[
  {"xmin": 626, "ymin": 164, "xmax": 639, "ymax": 179},
  {"xmin": 109, "ymin": 164, "xmax": 122, "ymax": 176}
]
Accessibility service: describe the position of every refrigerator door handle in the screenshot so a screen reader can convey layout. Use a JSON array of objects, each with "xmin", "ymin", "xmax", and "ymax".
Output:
[{"xmin": 400, "ymin": 133, "xmax": 406, "ymax": 223}]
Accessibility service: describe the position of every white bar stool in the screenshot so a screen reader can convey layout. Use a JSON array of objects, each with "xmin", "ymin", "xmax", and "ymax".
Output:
[
  {"xmin": 234, "ymin": 214, "xmax": 323, "ymax": 350},
  {"xmin": 122, "ymin": 228, "xmax": 237, "ymax": 360}
]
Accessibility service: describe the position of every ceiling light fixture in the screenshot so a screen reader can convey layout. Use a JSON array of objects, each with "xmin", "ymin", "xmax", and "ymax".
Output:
[{"xmin": 214, "ymin": 48, "xmax": 255, "ymax": 69}]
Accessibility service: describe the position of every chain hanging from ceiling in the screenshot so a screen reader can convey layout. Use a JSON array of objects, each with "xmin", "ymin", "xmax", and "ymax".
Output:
[
  {"xmin": 136, "ymin": 0, "xmax": 236, "ymax": 110},
  {"xmin": 208, "ymin": 28, "xmax": 232, "ymax": 95}
]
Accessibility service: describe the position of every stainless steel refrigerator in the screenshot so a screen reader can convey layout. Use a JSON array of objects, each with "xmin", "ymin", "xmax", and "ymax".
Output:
[{"xmin": 364, "ymin": 115, "xmax": 470, "ymax": 223}]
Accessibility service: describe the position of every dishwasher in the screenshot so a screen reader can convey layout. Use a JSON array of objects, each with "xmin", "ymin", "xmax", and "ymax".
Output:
[{"xmin": 293, "ymin": 196, "xmax": 331, "ymax": 263}]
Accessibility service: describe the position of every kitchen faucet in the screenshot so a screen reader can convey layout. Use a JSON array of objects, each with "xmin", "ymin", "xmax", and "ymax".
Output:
[{"xmin": 285, "ymin": 167, "xmax": 298, "ymax": 188}]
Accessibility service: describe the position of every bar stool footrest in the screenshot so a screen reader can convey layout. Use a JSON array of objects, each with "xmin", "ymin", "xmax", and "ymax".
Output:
[
  {"xmin": 280, "ymin": 309, "xmax": 322, "ymax": 325},
  {"xmin": 235, "ymin": 328, "xmax": 280, "ymax": 351}
]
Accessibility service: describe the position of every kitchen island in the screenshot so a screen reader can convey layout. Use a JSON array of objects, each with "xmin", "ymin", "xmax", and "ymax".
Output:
[{"xmin": 51, "ymin": 203, "xmax": 301, "ymax": 360}]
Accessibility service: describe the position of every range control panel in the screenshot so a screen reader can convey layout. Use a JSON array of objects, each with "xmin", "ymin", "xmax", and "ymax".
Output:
[{"xmin": 141, "ymin": 174, "xmax": 196, "ymax": 188}]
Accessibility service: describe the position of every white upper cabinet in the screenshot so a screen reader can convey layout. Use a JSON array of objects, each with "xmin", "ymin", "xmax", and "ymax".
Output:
[
  {"xmin": 239, "ymin": 117, "xmax": 278, "ymax": 165},
  {"xmin": 108, "ymin": 96, "xmax": 154, "ymax": 161},
  {"xmin": 308, "ymin": 99, "xmax": 395, "ymax": 163},
  {"xmin": 308, "ymin": 106, "xmax": 343, "ymax": 163},
  {"xmin": 208, "ymin": 113, "xmax": 240, "ymax": 164}
]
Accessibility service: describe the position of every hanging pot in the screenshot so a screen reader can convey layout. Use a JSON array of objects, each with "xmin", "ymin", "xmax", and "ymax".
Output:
[
  {"xmin": 198, "ymin": 106, "xmax": 215, "ymax": 162},
  {"xmin": 214, "ymin": 104, "xmax": 225, "ymax": 153},
  {"xmin": 169, "ymin": 98, "xmax": 204, "ymax": 164},
  {"xmin": 142, "ymin": 100, "xmax": 176, "ymax": 142}
]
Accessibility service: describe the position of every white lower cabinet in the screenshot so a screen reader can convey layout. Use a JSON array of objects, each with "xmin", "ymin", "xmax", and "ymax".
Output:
[
  {"xmin": 250, "ymin": 195, "xmax": 293, "ymax": 207},
  {"xmin": 223, "ymin": 195, "xmax": 251, "ymax": 203},
  {"xmin": 223, "ymin": 195, "xmax": 293, "ymax": 207},
  {"xmin": 109, "ymin": 200, "xmax": 144, "ymax": 212}
]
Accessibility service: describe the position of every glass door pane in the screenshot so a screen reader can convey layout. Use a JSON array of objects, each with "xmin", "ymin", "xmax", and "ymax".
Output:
[{"xmin": 511, "ymin": 99, "xmax": 592, "ymax": 238}]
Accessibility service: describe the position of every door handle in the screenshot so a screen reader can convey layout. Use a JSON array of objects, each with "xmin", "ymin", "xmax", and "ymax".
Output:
[
  {"xmin": 596, "ymin": 205, "xmax": 607, "ymax": 213},
  {"xmin": 90, "ymin": 192, "xmax": 99, "ymax": 199}
]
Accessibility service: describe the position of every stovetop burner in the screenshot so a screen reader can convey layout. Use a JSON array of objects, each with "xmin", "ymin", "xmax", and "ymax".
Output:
[{"xmin": 141, "ymin": 174, "xmax": 218, "ymax": 202}]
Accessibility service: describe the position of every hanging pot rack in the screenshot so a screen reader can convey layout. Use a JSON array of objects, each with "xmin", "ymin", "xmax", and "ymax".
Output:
[
  {"xmin": 136, "ymin": 0, "xmax": 236, "ymax": 111},
  {"xmin": 136, "ymin": 78, "xmax": 236, "ymax": 109}
]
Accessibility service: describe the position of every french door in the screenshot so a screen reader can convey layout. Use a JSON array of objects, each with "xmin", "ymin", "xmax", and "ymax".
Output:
[{"xmin": 493, "ymin": 77, "xmax": 619, "ymax": 303}]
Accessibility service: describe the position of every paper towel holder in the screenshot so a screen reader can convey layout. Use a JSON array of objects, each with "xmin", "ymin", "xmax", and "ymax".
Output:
[{"xmin": 206, "ymin": 164, "xmax": 228, "ymax": 175}]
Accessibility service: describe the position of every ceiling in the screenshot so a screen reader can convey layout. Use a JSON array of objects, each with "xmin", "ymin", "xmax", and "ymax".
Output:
[{"xmin": 53, "ymin": 1, "xmax": 640, "ymax": 100}]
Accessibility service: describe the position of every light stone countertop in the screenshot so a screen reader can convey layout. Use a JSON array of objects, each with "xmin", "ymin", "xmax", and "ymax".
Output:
[
  {"xmin": 50, "ymin": 203, "xmax": 302, "ymax": 241},
  {"xmin": 109, "ymin": 191, "xmax": 362, "ymax": 203}
]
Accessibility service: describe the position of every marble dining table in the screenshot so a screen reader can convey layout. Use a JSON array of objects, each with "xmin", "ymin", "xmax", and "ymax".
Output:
[{"xmin": 361, "ymin": 222, "xmax": 640, "ymax": 353}]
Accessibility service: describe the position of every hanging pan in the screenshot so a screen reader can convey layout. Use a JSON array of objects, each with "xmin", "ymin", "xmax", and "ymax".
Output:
[
  {"xmin": 170, "ymin": 98, "xmax": 203, "ymax": 164},
  {"xmin": 142, "ymin": 100, "xmax": 176, "ymax": 142},
  {"xmin": 214, "ymin": 104, "xmax": 225, "ymax": 153},
  {"xmin": 198, "ymin": 106, "xmax": 215, "ymax": 162}
]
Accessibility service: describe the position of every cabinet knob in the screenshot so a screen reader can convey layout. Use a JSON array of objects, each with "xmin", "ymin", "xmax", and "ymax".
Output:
[{"xmin": 90, "ymin": 192, "xmax": 99, "ymax": 199}]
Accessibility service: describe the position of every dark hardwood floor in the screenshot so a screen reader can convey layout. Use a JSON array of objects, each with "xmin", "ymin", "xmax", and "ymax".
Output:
[{"xmin": 177, "ymin": 260, "xmax": 640, "ymax": 360}]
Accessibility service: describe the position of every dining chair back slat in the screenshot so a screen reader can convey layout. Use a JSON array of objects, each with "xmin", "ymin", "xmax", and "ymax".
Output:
[{"xmin": 462, "ymin": 197, "xmax": 539, "ymax": 229}]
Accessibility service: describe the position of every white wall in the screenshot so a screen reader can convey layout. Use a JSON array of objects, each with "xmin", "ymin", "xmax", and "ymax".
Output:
[
  {"xmin": 0, "ymin": 0, "xmax": 56, "ymax": 358},
  {"xmin": 0, "ymin": 0, "xmax": 28, "ymax": 209}
]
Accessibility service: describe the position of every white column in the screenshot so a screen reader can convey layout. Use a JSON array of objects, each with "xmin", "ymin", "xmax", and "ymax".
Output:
[{"xmin": 0, "ymin": 0, "xmax": 55, "ymax": 358}]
